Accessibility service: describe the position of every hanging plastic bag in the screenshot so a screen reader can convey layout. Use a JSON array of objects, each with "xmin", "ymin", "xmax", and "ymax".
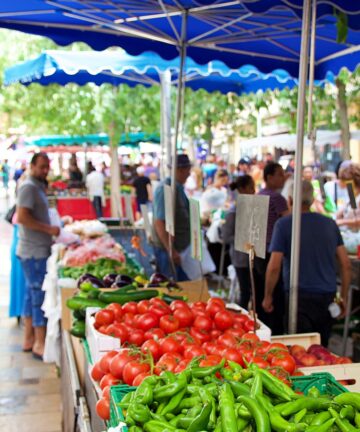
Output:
[{"xmin": 180, "ymin": 233, "xmax": 216, "ymax": 279}]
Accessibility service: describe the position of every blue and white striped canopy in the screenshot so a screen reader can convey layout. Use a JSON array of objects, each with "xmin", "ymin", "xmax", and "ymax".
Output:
[
  {"xmin": 0, "ymin": 1, "xmax": 358, "ymax": 79},
  {"xmin": 4, "ymin": 50, "xmax": 329, "ymax": 94}
]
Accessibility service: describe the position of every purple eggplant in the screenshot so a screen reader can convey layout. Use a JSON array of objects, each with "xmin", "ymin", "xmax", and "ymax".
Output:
[
  {"xmin": 78, "ymin": 274, "xmax": 105, "ymax": 289},
  {"xmin": 115, "ymin": 274, "xmax": 134, "ymax": 285},
  {"xmin": 77, "ymin": 273, "xmax": 96, "ymax": 288},
  {"xmin": 149, "ymin": 272, "xmax": 170, "ymax": 286},
  {"xmin": 102, "ymin": 273, "xmax": 119, "ymax": 287}
]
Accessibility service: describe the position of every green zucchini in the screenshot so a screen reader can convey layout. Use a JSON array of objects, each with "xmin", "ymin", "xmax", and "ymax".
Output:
[
  {"xmin": 98, "ymin": 289, "xmax": 159, "ymax": 304},
  {"xmin": 66, "ymin": 296, "xmax": 107, "ymax": 310}
]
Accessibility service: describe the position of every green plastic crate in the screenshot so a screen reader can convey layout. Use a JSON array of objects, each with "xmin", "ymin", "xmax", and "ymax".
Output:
[
  {"xmin": 109, "ymin": 385, "xmax": 136, "ymax": 430},
  {"xmin": 291, "ymin": 372, "xmax": 348, "ymax": 396},
  {"xmin": 82, "ymin": 338, "xmax": 93, "ymax": 365}
]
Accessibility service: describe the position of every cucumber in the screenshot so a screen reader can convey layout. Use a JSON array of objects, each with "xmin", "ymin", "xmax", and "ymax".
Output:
[
  {"xmin": 66, "ymin": 296, "xmax": 107, "ymax": 310},
  {"xmin": 87, "ymin": 289, "xmax": 101, "ymax": 300},
  {"xmin": 98, "ymin": 289, "xmax": 159, "ymax": 304},
  {"xmin": 70, "ymin": 320, "xmax": 86, "ymax": 338},
  {"xmin": 73, "ymin": 309, "xmax": 86, "ymax": 320}
]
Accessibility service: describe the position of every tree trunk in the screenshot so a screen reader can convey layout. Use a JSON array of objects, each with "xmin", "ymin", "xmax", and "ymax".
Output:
[
  {"xmin": 205, "ymin": 116, "xmax": 213, "ymax": 154},
  {"xmin": 109, "ymin": 120, "xmax": 122, "ymax": 219},
  {"xmin": 336, "ymin": 78, "xmax": 351, "ymax": 160}
]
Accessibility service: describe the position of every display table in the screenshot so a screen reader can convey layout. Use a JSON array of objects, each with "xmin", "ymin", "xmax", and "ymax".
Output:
[{"xmin": 57, "ymin": 196, "xmax": 137, "ymax": 220}]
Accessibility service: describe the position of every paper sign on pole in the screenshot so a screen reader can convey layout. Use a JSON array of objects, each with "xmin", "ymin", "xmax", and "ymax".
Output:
[
  {"xmin": 124, "ymin": 194, "xmax": 134, "ymax": 224},
  {"xmin": 235, "ymin": 194, "xmax": 269, "ymax": 259},
  {"xmin": 164, "ymin": 184, "xmax": 175, "ymax": 236},
  {"xmin": 140, "ymin": 204, "xmax": 152, "ymax": 241},
  {"xmin": 189, "ymin": 198, "xmax": 202, "ymax": 261}
]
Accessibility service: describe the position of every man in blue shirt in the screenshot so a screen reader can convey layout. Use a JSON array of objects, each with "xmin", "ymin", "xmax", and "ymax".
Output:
[
  {"xmin": 262, "ymin": 180, "xmax": 351, "ymax": 346},
  {"xmin": 152, "ymin": 154, "xmax": 192, "ymax": 281}
]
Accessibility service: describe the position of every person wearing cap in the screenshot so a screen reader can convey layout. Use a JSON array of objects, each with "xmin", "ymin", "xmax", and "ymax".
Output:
[
  {"xmin": 133, "ymin": 166, "xmax": 153, "ymax": 219},
  {"xmin": 237, "ymin": 157, "xmax": 251, "ymax": 177},
  {"xmin": 262, "ymin": 180, "xmax": 351, "ymax": 346},
  {"xmin": 152, "ymin": 154, "xmax": 192, "ymax": 280}
]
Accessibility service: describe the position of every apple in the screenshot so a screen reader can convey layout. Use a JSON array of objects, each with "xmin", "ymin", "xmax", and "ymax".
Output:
[
  {"xmin": 298, "ymin": 353, "xmax": 317, "ymax": 366},
  {"xmin": 290, "ymin": 344, "xmax": 306, "ymax": 357}
]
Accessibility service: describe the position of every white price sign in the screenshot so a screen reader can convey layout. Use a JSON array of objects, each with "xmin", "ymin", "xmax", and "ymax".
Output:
[
  {"xmin": 235, "ymin": 194, "xmax": 269, "ymax": 259},
  {"xmin": 189, "ymin": 198, "xmax": 202, "ymax": 261},
  {"xmin": 164, "ymin": 184, "xmax": 175, "ymax": 236},
  {"xmin": 140, "ymin": 204, "xmax": 152, "ymax": 241}
]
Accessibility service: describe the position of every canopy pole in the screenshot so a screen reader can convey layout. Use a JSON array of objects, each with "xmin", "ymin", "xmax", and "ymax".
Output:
[
  {"xmin": 307, "ymin": 0, "xmax": 317, "ymax": 167},
  {"xmin": 160, "ymin": 70, "xmax": 172, "ymax": 180},
  {"xmin": 288, "ymin": 0, "xmax": 312, "ymax": 334}
]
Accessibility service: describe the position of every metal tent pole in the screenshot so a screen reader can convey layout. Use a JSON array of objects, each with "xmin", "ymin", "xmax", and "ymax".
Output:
[
  {"xmin": 307, "ymin": 0, "xmax": 317, "ymax": 166},
  {"xmin": 288, "ymin": 0, "xmax": 312, "ymax": 334},
  {"xmin": 160, "ymin": 70, "xmax": 172, "ymax": 179}
]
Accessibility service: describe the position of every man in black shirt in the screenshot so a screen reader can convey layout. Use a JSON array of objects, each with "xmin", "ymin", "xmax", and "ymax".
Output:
[{"xmin": 133, "ymin": 166, "xmax": 153, "ymax": 219}]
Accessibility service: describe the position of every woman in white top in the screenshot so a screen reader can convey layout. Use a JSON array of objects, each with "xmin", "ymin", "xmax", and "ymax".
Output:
[{"xmin": 86, "ymin": 162, "xmax": 105, "ymax": 218}]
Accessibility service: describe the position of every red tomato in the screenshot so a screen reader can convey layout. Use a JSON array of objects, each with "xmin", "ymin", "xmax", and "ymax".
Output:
[
  {"xmin": 159, "ymin": 315, "xmax": 180, "ymax": 334},
  {"xmin": 214, "ymin": 310, "xmax": 234, "ymax": 331},
  {"xmin": 193, "ymin": 301, "xmax": 207, "ymax": 310},
  {"xmin": 141, "ymin": 339, "xmax": 161, "ymax": 361},
  {"xmin": 190, "ymin": 327, "xmax": 211, "ymax": 344},
  {"xmin": 91, "ymin": 361, "xmax": 105, "ymax": 382},
  {"xmin": 255, "ymin": 341, "xmax": 271, "ymax": 356},
  {"xmin": 210, "ymin": 329, "xmax": 223, "ymax": 340},
  {"xmin": 144, "ymin": 327, "xmax": 166, "ymax": 341},
  {"xmin": 173, "ymin": 307, "xmax": 194, "ymax": 328},
  {"xmin": 271, "ymin": 354, "xmax": 296, "ymax": 375},
  {"xmin": 193, "ymin": 315, "xmax": 213, "ymax": 332},
  {"xmin": 170, "ymin": 300, "xmax": 190, "ymax": 312},
  {"xmin": 266, "ymin": 343, "xmax": 289, "ymax": 362},
  {"xmin": 233, "ymin": 314, "xmax": 250, "ymax": 326},
  {"xmin": 109, "ymin": 349, "xmax": 139, "ymax": 380},
  {"xmin": 183, "ymin": 345, "xmax": 206, "ymax": 359},
  {"xmin": 122, "ymin": 301, "xmax": 138, "ymax": 314},
  {"xmin": 154, "ymin": 353, "xmax": 179, "ymax": 374},
  {"xmin": 202, "ymin": 341, "xmax": 218, "ymax": 355},
  {"xmin": 137, "ymin": 299, "xmax": 151, "ymax": 314},
  {"xmin": 122, "ymin": 361, "xmax": 150, "ymax": 386},
  {"xmin": 132, "ymin": 372, "xmax": 151, "ymax": 386},
  {"xmin": 96, "ymin": 398, "xmax": 110, "ymax": 420},
  {"xmin": 242, "ymin": 332, "xmax": 260, "ymax": 343},
  {"xmin": 95, "ymin": 309, "xmax": 115, "ymax": 327},
  {"xmin": 123, "ymin": 312, "xmax": 137, "ymax": 327},
  {"xmin": 223, "ymin": 348, "xmax": 244, "ymax": 366},
  {"xmin": 199, "ymin": 355, "xmax": 222, "ymax": 367},
  {"xmin": 105, "ymin": 323, "xmax": 129, "ymax": 342},
  {"xmin": 244, "ymin": 320, "xmax": 257, "ymax": 332},
  {"xmin": 159, "ymin": 336, "xmax": 182, "ymax": 355},
  {"xmin": 102, "ymin": 385, "xmax": 111, "ymax": 400},
  {"xmin": 97, "ymin": 325, "xmax": 108, "ymax": 334},
  {"xmin": 149, "ymin": 297, "xmax": 169, "ymax": 308},
  {"xmin": 174, "ymin": 358, "xmax": 191, "ymax": 373},
  {"xmin": 217, "ymin": 333, "xmax": 237, "ymax": 348},
  {"xmin": 99, "ymin": 350, "xmax": 118, "ymax": 374},
  {"xmin": 225, "ymin": 327, "xmax": 245, "ymax": 339},
  {"xmin": 99, "ymin": 373, "xmax": 120, "ymax": 390},
  {"xmin": 207, "ymin": 354, "xmax": 222, "ymax": 363},
  {"xmin": 137, "ymin": 312, "xmax": 159, "ymax": 331},
  {"xmin": 149, "ymin": 304, "xmax": 171, "ymax": 318},
  {"xmin": 106, "ymin": 303, "xmax": 123, "ymax": 322},
  {"xmin": 206, "ymin": 298, "xmax": 226, "ymax": 318},
  {"xmin": 128, "ymin": 328, "xmax": 145, "ymax": 346},
  {"xmin": 250, "ymin": 356, "xmax": 270, "ymax": 369}
]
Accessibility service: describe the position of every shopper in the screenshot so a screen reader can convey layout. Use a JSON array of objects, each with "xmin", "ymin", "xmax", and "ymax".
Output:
[
  {"xmin": 133, "ymin": 166, "xmax": 152, "ymax": 219},
  {"xmin": 263, "ymin": 180, "xmax": 351, "ymax": 346},
  {"xmin": 86, "ymin": 162, "xmax": 105, "ymax": 219},
  {"xmin": 255, "ymin": 162, "xmax": 289, "ymax": 334},
  {"xmin": 152, "ymin": 154, "xmax": 192, "ymax": 281},
  {"xmin": 336, "ymin": 162, "xmax": 360, "ymax": 229},
  {"xmin": 222, "ymin": 175, "xmax": 255, "ymax": 309},
  {"xmin": 17, "ymin": 152, "xmax": 60, "ymax": 359}
]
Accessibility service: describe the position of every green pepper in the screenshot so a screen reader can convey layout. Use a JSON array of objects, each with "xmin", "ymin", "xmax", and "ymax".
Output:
[
  {"xmin": 176, "ymin": 396, "xmax": 201, "ymax": 412},
  {"xmin": 355, "ymin": 411, "xmax": 360, "ymax": 428},
  {"xmin": 310, "ymin": 411, "xmax": 332, "ymax": 426},
  {"xmin": 250, "ymin": 372, "xmax": 263, "ymax": 398},
  {"xmin": 128, "ymin": 426, "xmax": 143, "ymax": 432},
  {"xmin": 162, "ymin": 387, "xmax": 187, "ymax": 416},
  {"xmin": 229, "ymin": 380, "xmax": 251, "ymax": 397},
  {"xmin": 134, "ymin": 379, "xmax": 154, "ymax": 405},
  {"xmin": 228, "ymin": 360, "xmax": 243, "ymax": 373},
  {"xmin": 154, "ymin": 371, "xmax": 187, "ymax": 400},
  {"xmin": 150, "ymin": 412, "xmax": 167, "ymax": 422},
  {"xmin": 308, "ymin": 386, "xmax": 320, "ymax": 398},
  {"xmin": 334, "ymin": 393, "xmax": 360, "ymax": 411},
  {"xmin": 305, "ymin": 418, "xmax": 336, "ymax": 432},
  {"xmin": 127, "ymin": 403, "xmax": 151, "ymax": 424},
  {"xmin": 329, "ymin": 407, "xmax": 359, "ymax": 432},
  {"xmin": 187, "ymin": 403, "xmax": 212, "ymax": 432},
  {"xmin": 119, "ymin": 391, "xmax": 135, "ymax": 409},
  {"xmin": 237, "ymin": 395, "xmax": 271, "ymax": 432},
  {"xmin": 237, "ymin": 417, "xmax": 249, "ymax": 431},
  {"xmin": 160, "ymin": 371, "xmax": 177, "ymax": 384},
  {"xmin": 257, "ymin": 368, "xmax": 298, "ymax": 402},
  {"xmin": 236, "ymin": 403, "xmax": 252, "ymax": 420},
  {"xmin": 294, "ymin": 408, "xmax": 307, "ymax": 424},
  {"xmin": 198, "ymin": 387, "xmax": 216, "ymax": 427},
  {"xmin": 220, "ymin": 368, "xmax": 235, "ymax": 381},
  {"xmin": 280, "ymin": 398, "xmax": 334, "ymax": 417},
  {"xmin": 340, "ymin": 405, "xmax": 355, "ymax": 421},
  {"xmin": 191, "ymin": 358, "xmax": 225, "ymax": 378},
  {"xmin": 156, "ymin": 401, "xmax": 167, "ymax": 414},
  {"xmin": 219, "ymin": 383, "xmax": 240, "ymax": 432},
  {"xmin": 143, "ymin": 420, "xmax": 177, "ymax": 432},
  {"xmin": 214, "ymin": 416, "xmax": 222, "ymax": 432}
]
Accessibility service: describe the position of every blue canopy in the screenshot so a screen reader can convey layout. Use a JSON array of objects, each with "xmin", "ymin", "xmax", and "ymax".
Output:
[
  {"xmin": 0, "ymin": 1, "xmax": 358, "ymax": 79},
  {"xmin": 4, "ymin": 50, "xmax": 329, "ymax": 94}
]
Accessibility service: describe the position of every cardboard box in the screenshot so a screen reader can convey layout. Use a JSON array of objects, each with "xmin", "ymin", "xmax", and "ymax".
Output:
[
  {"xmin": 85, "ymin": 307, "xmax": 121, "ymax": 363},
  {"xmin": 70, "ymin": 335, "xmax": 86, "ymax": 389},
  {"xmin": 149, "ymin": 279, "xmax": 210, "ymax": 303},
  {"xmin": 61, "ymin": 286, "xmax": 77, "ymax": 331},
  {"xmin": 226, "ymin": 303, "xmax": 272, "ymax": 341}
]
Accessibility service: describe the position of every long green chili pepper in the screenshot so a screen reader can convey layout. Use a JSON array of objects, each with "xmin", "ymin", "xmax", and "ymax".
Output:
[
  {"xmin": 334, "ymin": 393, "xmax": 360, "ymax": 411},
  {"xmin": 228, "ymin": 360, "xmax": 243, "ymax": 373},
  {"xmin": 294, "ymin": 408, "xmax": 307, "ymax": 424},
  {"xmin": 162, "ymin": 387, "xmax": 187, "ymax": 416},
  {"xmin": 310, "ymin": 411, "xmax": 332, "ymax": 426},
  {"xmin": 329, "ymin": 407, "xmax": 359, "ymax": 432},
  {"xmin": 176, "ymin": 396, "xmax": 201, "ymax": 412},
  {"xmin": 257, "ymin": 368, "xmax": 298, "ymax": 401},
  {"xmin": 134, "ymin": 380, "xmax": 154, "ymax": 405},
  {"xmin": 187, "ymin": 403, "xmax": 212, "ymax": 432},
  {"xmin": 150, "ymin": 412, "xmax": 167, "ymax": 422},
  {"xmin": 154, "ymin": 371, "xmax": 187, "ymax": 400},
  {"xmin": 237, "ymin": 395, "xmax": 271, "ymax": 432},
  {"xmin": 219, "ymin": 383, "xmax": 243, "ymax": 432},
  {"xmin": 250, "ymin": 372, "xmax": 263, "ymax": 398},
  {"xmin": 305, "ymin": 418, "xmax": 335, "ymax": 432},
  {"xmin": 340, "ymin": 405, "xmax": 355, "ymax": 421},
  {"xmin": 307, "ymin": 386, "xmax": 320, "ymax": 398},
  {"xmin": 237, "ymin": 416, "xmax": 249, "ymax": 431},
  {"xmin": 119, "ymin": 391, "xmax": 135, "ymax": 409},
  {"xmin": 143, "ymin": 419, "xmax": 178, "ymax": 432},
  {"xmin": 160, "ymin": 370, "xmax": 177, "ymax": 384},
  {"xmin": 191, "ymin": 358, "xmax": 225, "ymax": 378},
  {"xmin": 236, "ymin": 404, "xmax": 252, "ymax": 420},
  {"xmin": 229, "ymin": 380, "xmax": 251, "ymax": 397},
  {"xmin": 214, "ymin": 416, "xmax": 222, "ymax": 432},
  {"xmin": 127, "ymin": 403, "xmax": 151, "ymax": 424},
  {"xmin": 198, "ymin": 387, "xmax": 216, "ymax": 427},
  {"xmin": 128, "ymin": 426, "xmax": 143, "ymax": 432},
  {"xmin": 280, "ymin": 398, "xmax": 334, "ymax": 417},
  {"xmin": 221, "ymin": 368, "xmax": 235, "ymax": 381},
  {"xmin": 355, "ymin": 411, "xmax": 360, "ymax": 428}
]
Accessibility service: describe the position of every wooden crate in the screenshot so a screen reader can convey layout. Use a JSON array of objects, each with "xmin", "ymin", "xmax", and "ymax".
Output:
[{"xmin": 271, "ymin": 332, "xmax": 321, "ymax": 348}]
